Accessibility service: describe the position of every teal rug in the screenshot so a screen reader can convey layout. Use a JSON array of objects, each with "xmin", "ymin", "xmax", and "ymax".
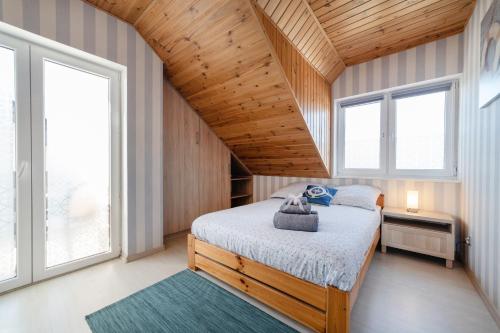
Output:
[{"xmin": 86, "ymin": 270, "xmax": 297, "ymax": 333}]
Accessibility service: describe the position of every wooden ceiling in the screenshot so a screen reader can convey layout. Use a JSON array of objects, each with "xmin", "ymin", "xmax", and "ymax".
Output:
[
  {"xmin": 86, "ymin": 0, "xmax": 330, "ymax": 177},
  {"xmin": 86, "ymin": 0, "xmax": 474, "ymax": 177},
  {"xmin": 256, "ymin": 0, "xmax": 475, "ymax": 66},
  {"xmin": 255, "ymin": 0, "xmax": 345, "ymax": 83}
]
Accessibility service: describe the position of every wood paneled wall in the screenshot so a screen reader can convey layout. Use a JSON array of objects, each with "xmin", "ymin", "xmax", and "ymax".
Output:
[
  {"xmin": 164, "ymin": 79, "xmax": 230, "ymax": 235},
  {"xmin": 258, "ymin": 9, "xmax": 331, "ymax": 169}
]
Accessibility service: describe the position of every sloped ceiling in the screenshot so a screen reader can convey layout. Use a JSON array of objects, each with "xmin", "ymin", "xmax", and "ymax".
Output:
[
  {"xmin": 86, "ymin": 0, "xmax": 474, "ymax": 177},
  {"xmin": 255, "ymin": 0, "xmax": 345, "ymax": 83},
  {"xmin": 255, "ymin": 0, "xmax": 475, "ymax": 67},
  {"xmin": 86, "ymin": 0, "xmax": 330, "ymax": 177}
]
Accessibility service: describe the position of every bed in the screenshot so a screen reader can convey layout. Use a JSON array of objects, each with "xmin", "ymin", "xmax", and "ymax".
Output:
[{"xmin": 188, "ymin": 194, "xmax": 384, "ymax": 333}]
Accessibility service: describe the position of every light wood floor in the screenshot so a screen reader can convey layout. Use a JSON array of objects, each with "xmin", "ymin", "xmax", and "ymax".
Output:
[{"xmin": 0, "ymin": 236, "xmax": 498, "ymax": 333}]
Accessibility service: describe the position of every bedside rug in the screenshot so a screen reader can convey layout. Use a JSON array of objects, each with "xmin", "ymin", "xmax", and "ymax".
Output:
[{"xmin": 86, "ymin": 269, "xmax": 297, "ymax": 333}]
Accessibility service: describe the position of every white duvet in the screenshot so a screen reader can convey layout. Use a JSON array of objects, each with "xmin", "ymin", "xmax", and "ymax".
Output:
[{"xmin": 191, "ymin": 199, "xmax": 381, "ymax": 291}]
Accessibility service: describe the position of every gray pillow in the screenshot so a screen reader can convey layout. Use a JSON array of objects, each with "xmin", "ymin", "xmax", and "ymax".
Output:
[{"xmin": 332, "ymin": 185, "xmax": 381, "ymax": 211}]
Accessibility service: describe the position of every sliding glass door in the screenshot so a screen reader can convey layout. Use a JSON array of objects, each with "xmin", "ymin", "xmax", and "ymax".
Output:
[
  {"xmin": 31, "ymin": 46, "xmax": 121, "ymax": 281},
  {"xmin": 0, "ymin": 33, "xmax": 31, "ymax": 294},
  {"xmin": 0, "ymin": 30, "xmax": 121, "ymax": 292}
]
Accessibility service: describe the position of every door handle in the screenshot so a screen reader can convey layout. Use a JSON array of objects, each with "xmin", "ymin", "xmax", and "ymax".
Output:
[{"xmin": 18, "ymin": 161, "xmax": 28, "ymax": 179}]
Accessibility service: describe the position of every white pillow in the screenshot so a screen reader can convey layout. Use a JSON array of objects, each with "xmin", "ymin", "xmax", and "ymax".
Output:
[
  {"xmin": 270, "ymin": 182, "xmax": 312, "ymax": 198},
  {"xmin": 331, "ymin": 185, "xmax": 381, "ymax": 211}
]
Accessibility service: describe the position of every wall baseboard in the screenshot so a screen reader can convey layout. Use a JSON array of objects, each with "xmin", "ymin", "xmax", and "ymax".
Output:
[
  {"xmin": 465, "ymin": 264, "xmax": 500, "ymax": 329},
  {"xmin": 164, "ymin": 229, "xmax": 190, "ymax": 242},
  {"xmin": 122, "ymin": 245, "xmax": 166, "ymax": 263}
]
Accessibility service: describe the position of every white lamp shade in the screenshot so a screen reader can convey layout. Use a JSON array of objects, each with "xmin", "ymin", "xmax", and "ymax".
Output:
[{"xmin": 407, "ymin": 190, "xmax": 419, "ymax": 211}]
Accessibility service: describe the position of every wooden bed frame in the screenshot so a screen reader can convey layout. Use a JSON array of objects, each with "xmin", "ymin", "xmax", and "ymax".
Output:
[{"xmin": 187, "ymin": 195, "xmax": 384, "ymax": 333}]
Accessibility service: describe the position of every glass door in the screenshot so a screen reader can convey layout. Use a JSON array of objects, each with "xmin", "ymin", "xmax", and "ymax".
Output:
[
  {"xmin": 0, "ymin": 33, "xmax": 31, "ymax": 294},
  {"xmin": 31, "ymin": 45, "xmax": 121, "ymax": 281}
]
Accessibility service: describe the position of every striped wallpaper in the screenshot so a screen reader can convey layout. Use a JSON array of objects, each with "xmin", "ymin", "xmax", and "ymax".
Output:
[
  {"xmin": 0, "ymin": 0, "xmax": 164, "ymax": 258},
  {"xmin": 255, "ymin": 33, "xmax": 464, "ymax": 218},
  {"xmin": 460, "ymin": 0, "xmax": 500, "ymax": 321},
  {"xmin": 254, "ymin": 176, "xmax": 460, "ymax": 216},
  {"xmin": 332, "ymin": 33, "xmax": 464, "ymax": 99}
]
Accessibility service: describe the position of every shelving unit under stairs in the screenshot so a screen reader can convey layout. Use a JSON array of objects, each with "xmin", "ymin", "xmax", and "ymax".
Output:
[{"xmin": 231, "ymin": 153, "xmax": 253, "ymax": 208}]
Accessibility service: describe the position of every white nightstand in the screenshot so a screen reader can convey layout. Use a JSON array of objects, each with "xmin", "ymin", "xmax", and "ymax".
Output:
[{"xmin": 381, "ymin": 207, "xmax": 457, "ymax": 268}]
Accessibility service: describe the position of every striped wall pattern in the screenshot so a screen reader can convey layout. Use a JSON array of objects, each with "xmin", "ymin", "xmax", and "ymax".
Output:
[
  {"xmin": 332, "ymin": 33, "xmax": 464, "ymax": 99},
  {"xmin": 253, "ymin": 176, "xmax": 461, "ymax": 217},
  {"xmin": 0, "ymin": 0, "xmax": 164, "ymax": 258},
  {"xmin": 255, "ymin": 33, "xmax": 465, "ymax": 218},
  {"xmin": 460, "ymin": 0, "xmax": 500, "ymax": 320}
]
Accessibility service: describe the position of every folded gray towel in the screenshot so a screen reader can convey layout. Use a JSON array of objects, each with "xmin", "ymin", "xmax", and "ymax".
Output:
[
  {"xmin": 280, "ymin": 201, "xmax": 311, "ymax": 214},
  {"xmin": 273, "ymin": 211, "xmax": 318, "ymax": 232}
]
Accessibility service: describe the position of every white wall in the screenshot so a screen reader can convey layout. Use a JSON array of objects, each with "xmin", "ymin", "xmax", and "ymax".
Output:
[
  {"xmin": 460, "ymin": 0, "xmax": 500, "ymax": 321},
  {"xmin": 254, "ymin": 33, "xmax": 463, "ymax": 217},
  {"xmin": 0, "ymin": 0, "xmax": 164, "ymax": 258}
]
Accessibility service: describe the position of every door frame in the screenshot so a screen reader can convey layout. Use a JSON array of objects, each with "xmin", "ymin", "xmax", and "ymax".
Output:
[
  {"xmin": 30, "ymin": 44, "xmax": 122, "ymax": 282},
  {"xmin": 0, "ymin": 22, "xmax": 126, "ymax": 290},
  {"xmin": 0, "ymin": 32, "xmax": 32, "ymax": 294}
]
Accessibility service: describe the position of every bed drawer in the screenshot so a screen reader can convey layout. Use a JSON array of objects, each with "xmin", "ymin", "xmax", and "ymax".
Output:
[{"xmin": 382, "ymin": 223, "xmax": 453, "ymax": 260}]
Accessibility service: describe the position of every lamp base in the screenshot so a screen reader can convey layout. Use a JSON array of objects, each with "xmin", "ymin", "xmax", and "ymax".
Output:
[{"xmin": 407, "ymin": 208, "xmax": 419, "ymax": 213}]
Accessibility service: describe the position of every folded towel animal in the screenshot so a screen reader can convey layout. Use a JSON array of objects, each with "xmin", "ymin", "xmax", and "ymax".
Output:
[
  {"xmin": 273, "ymin": 211, "xmax": 318, "ymax": 232},
  {"xmin": 280, "ymin": 196, "xmax": 311, "ymax": 214},
  {"xmin": 280, "ymin": 203, "xmax": 312, "ymax": 214}
]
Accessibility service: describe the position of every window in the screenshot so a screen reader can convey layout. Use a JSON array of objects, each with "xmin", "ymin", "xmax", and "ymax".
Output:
[
  {"xmin": 337, "ymin": 80, "xmax": 458, "ymax": 179},
  {"xmin": 344, "ymin": 101, "xmax": 381, "ymax": 169}
]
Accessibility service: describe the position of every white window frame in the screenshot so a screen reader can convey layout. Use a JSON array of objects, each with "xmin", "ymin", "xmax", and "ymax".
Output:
[
  {"xmin": 0, "ymin": 32, "xmax": 32, "ymax": 294},
  {"xmin": 337, "ymin": 96, "xmax": 387, "ymax": 177},
  {"xmin": 336, "ymin": 77, "xmax": 459, "ymax": 180}
]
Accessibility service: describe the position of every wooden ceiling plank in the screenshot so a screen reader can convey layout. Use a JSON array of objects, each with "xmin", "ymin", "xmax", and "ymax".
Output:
[
  {"xmin": 299, "ymin": 0, "xmax": 345, "ymax": 75},
  {"xmin": 334, "ymin": 0, "xmax": 472, "ymax": 48},
  {"xmin": 321, "ymin": 0, "xmax": 396, "ymax": 30},
  {"xmin": 257, "ymin": 0, "xmax": 271, "ymax": 7},
  {"xmin": 343, "ymin": 22, "xmax": 466, "ymax": 65},
  {"xmin": 330, "ymin": 0, "xmax": 467, "ymax": 43},
  {"xmin": 325, "ymin": 0, "xmax": 417, "ymax": 35},
  {"xmin": 264, "ymin": 0, "xmax": 281, "ymax": 16},
  {"xmin": 153, "ymin": 0, "xmax": 245, "ymax": 55},
  {"xmin": 336, "ymin": 1, "xmax": 473, "ymax": 56},
  {"xmin": 309, "ymin": 0, "xmax": 352, "ymax": 16},
  {"xmin": 295, "ymin": 21, "xmax": 319, "ymax": 51},
  {"xmin": 299, "ymin": 26, "xmax": 322, "ymax": 54},
  {"xmin": 100, "ymin": 0, "xmax": 330, "ymax": 177},
  {"xmin": 283, "ymin": 6, "xmax": 308, "ymax": 35},
  {"xmin": 302, "ymin": 31, "xmax": 324, "ymax": 61},
  {"xmin": 277, "ymin": 0, "xmax": 302, "ymax": 29},
  {"xmin": 271, "ymin": 0, "xmax": 292, "ymax": 22},
  {"xmin": 290, "ymin": 15, "xmax": 314, "ymax": 44},
  {"xmin": 310, "ymin": 43, "xmax": 329, "ymax": 67},
  {"xmin": 306, "ymin": 0, "xmax": 472, "ymax": 65},
  {"xmin": 316, "ymin": 0, "xmax": 377, "ymax": 23}
]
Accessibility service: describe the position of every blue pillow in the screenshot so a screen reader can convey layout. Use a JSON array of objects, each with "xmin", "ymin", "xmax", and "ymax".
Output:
[{"xmin": 303, "ymin": 185, "xmax": 337, "ymax": 206}]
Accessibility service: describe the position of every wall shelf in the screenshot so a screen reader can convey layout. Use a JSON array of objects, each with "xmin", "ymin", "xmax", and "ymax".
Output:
[{"xmin": 231, "ymin": 153, "xmax": 253, "ymax": 208}]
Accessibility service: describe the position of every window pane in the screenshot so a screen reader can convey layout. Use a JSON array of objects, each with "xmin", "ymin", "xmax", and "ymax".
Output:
[
  {"xmin": 395, "ymin": 91, "xmax": 446, "ymax": 169},
  {"xmin": 344, "ymin": 102, "xmax": 381, "ymax": 169},
  {"xmin": 0, "ymin": 46, "xmax": 17, "ymax": 282},
  {"xmin": 44, "ymin": 60, "xmax": 111, "ymax": 268}
]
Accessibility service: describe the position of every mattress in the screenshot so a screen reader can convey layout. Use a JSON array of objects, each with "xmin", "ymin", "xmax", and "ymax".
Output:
[{"xmin": 191, "ymin": 199, "xmax": 381, "ymax": 291}]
